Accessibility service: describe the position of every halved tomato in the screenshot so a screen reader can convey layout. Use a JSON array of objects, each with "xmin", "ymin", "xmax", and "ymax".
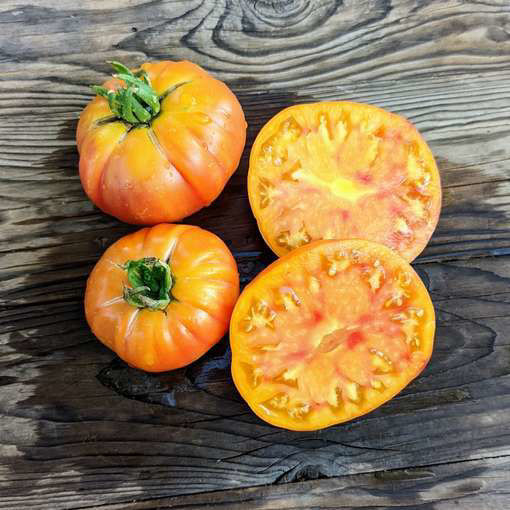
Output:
[
  {"xmin": 230, "ymin": 239, "xmax": 435, "ymax": 431},
  {"xmin": 248, "ymin": 102, "xmax": 441, "ymax": 261}
]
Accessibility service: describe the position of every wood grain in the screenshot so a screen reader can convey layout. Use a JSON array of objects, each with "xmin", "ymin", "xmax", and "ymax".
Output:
[
  {"xmin": 1, "ymin": 0, "xmax": 509, "ymax": 88},
  {"xmin": 72, "ymin": 457, "xmax": 510, "ymax": 509},
  {"xmin": 1, "ymin": 70, "xmax": 510, "ymax": 281},
  {"xmin": 2, "ymin": 254, "xmax": 510, "ymax": 508},
  {"xmin": 1, "ymin": 0, "xmax": 510, "ymax": 508}
]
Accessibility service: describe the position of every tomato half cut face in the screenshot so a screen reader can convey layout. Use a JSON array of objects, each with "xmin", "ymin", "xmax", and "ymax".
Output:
[
  {"xmin": 230, "ymin": 240, "xmax": 435, "ymax": 431},
  {"xmin": 248, "ymin": 102, "xmax": 441, "ymax": 261}
]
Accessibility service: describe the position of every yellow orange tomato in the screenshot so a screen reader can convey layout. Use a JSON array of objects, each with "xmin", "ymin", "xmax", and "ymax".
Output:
[
  {"xmin": 77, "ymin": 61, "xmax": 247, "ymax": 224},
  {"xmin": 85, "ymin": 224, "xmax": 239, "ymax": 372},
  {"xmin": 230, "ymin": 239, "xmax": 435, "ymax": 431},
  {"xmin": 248, "ymin": 102, "xmax": 441, "ymax": 261}
]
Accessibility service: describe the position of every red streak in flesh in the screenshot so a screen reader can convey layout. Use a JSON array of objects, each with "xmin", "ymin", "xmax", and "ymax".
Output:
[
  {"xmin": 347, "ymin": 331, "xmax": 364, "ymax": 349},
  {"xmin": 357, "ymin": 171, "xmax": 373, "ymax": 184},
  {"xmin": 312, "ymin": 309, "xmax": 323, "ymax": 323},
  {"xmin": 401, "ymin": 351, "xmax": 412, "ymax": 362}
]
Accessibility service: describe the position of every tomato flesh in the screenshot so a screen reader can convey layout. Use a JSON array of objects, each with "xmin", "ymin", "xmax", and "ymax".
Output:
[
  {"xmin": 248, "ymin": 102, "xmax": 441, "ymax": 261},
  {"xmin": 230, "ymin": 240, "xmax": 435, "ymax": 431}
]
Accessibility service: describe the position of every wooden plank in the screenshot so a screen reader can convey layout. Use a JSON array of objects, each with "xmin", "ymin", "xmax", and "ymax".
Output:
[
  {"xmin": 1, "ymin": 1, "xmax": 510, "ymax": 509},
  {"xmin": 1, "ymin": 0, "xmax": 509, "ymax": 88},
  {"xmin": 0, "ymin": 1, "xmax": 509, "ymax": 265},
  {"xmin": 71, "ymin": 457, "xmax": 510, "ymax": 510},
  {"xmin": 0, "ymin": 70, "xmax": 509, "ymax": 275},
  {"xmin": 2, "ymin": 254, "xmax": 510, "ymax": 508}
]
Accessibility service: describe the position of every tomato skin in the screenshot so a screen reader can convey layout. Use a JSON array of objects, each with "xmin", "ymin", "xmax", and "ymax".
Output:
[
  {"xmin": 85, "ymin": 224, "xmax": 239, "ymax": 372},
  {"xmin": 77, "ymin": 61, "xmax": 247, "ymax": 225},
  {"xmin": 248, "ymin": 101, "xmax": 441, "ymax": 262},
  {"xmin": 230, "ymin": 239, "xmax": 435, "ymax": 431}
]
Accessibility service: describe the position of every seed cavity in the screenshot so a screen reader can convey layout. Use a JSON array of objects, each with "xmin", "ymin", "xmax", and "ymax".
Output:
[
  {"xmin": 318, "ymin": 113, "xmax": 332, "ymax": 143},
  {"xmin": 404, "ymin": 194, "xmax": 428, "ymax": 220},
  {"xmin": 258, "ymin": 404, "xmax": 277, "ymax": 417},
  {"xmin": 397, "ymin": 271, "xmax": 412, "ymax": 287},
  {"xmin": 324, "ymin": 252, "xmax": 350, "ymax": 277},
  {"xmin": 385, "ymin": 286, "xmax": 410, "ymax": 307},
  {"xmin": 308, "ymin": 276, "xmax": 320, "ymax": 294},
  {"xmin": 267, "ymin": 393, "xmax": 310, "ymax": 418},
  {"xmin": 392, "ymin": 307, "xmax": 423, "ymax": 348},
  {"xmin": 269, "ymin": 393, "xmax": 289, "ymax": 409},
  {"xmin": 258, "ymin": 177, "xmax": 277, "ymax": 208},
  {"xmin": 281, "ymin": 161, "xmax": 302, "ymax": 182},
  {"xmin": 370, "ymin": 349, "xmax": 393, "ymax": 374},
  {"xmin": 407, "ymin": 152, "xmax": 424, "ymax": 182},
  {"xmin": 416, "ymin": 171, "xmax": 431, "ymax": 194},
  {"xmin": 276, "ymin": 287, "xmax": 301, "ymax": 310},
  {"xmin": 260, "ymin": 117, "xmax": 302, "ymax": 168},
  {"xmin": 367, "ymin": 260, "xmax": 385, "ymax": 292},
  {"xmin": 260, "ymin": 342, "xmax": 282, "ymax": 352},
  {"xmin": 243, "ymin": 364, "xmax": 263, "ymax": 388},
  {"xmin": 280, "ymin": 117, "xmax": 302, "ymax": 141},
  {"xmin": 260, "ymin": 137, "xmax": 287, "ymax": 166},
  {"xmin": 334, "ymin": 119, "xmax": 348, "ymax": 144},
  {"xmin": 396, "ymin": 217, "xmax": 412, "ymax": 237},
  {"xmin": 288, "ymin": 403, "xmax": 311, "ymax": 419},
  {"xmin": 281, "ymin": 367, "xmax": 300, "ymax": 382},
  {"xmin": 243, "ymin": 300, "xmax": 276, "ymax": 332},
  {"xmin": 370, "ymin": 379, "xmax": 385, "ymax": 391},
  {"xmin": 345, "ymin": 381, "xmax": 361, "ymax": 403},
  {"xmin": 276, "ymin": 224, "xmax": 311, "ymax": 250},
  {"xmin": 360, "ymin": 117, "xmax": 380, "ymax": 135}
]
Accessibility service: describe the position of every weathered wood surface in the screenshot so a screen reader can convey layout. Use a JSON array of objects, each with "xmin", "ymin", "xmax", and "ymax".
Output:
[
  {"xmin": 1, "ymin": 0, "xmax": 510, "ymax": 509},
  {"xmin": 70, "ymin": 457, "xmax": 510, "ymax": 509},
  {"xmin": 3, "ymin": 254, "xmax": 510, "ymax": 508}
]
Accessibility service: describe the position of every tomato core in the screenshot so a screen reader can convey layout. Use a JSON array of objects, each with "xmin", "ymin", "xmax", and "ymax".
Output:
[
  {"xmin": 92, "ymin": 61, "xmax": 161, "ymax": 125},
  {"xmin": 122, "ymin": 257, "xmax": 173, "ymax": 311}
]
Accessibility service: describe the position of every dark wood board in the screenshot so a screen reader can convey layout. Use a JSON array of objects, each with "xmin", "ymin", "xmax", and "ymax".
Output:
[
  {"xmin": 2, "ymin": 254, "xmax": 510, "ymax": 509},
  {"xmin": 1, "ymin": 1, "xmax": 510, "ymax": 509},
  {"xmin": 67, "ymin": 457, "xmax": 510, "ymax": 510}
]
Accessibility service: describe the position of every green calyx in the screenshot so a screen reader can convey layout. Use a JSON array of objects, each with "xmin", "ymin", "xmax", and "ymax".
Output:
[
  {"xmin": 123, "ymin": 257, "xmax": 173, "ymax": 311},
  {"xmin": 92, "ymin": 61, "xmax": 161, "ymax": 125}
]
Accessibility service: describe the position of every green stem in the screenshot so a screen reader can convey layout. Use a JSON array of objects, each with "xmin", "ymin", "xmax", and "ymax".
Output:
[
  {"xmin": 92, "ymin": 61, "xmax": 161, "ymax": 125},
  {"xmin": 122, "ymin": 257, "xmax": 173, "ymax": 311}
]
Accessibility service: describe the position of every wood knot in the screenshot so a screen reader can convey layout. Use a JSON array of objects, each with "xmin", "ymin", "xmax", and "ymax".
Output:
[{"xmin": 250, "ymin": 0, "xmax": 309, "ymax": 18}]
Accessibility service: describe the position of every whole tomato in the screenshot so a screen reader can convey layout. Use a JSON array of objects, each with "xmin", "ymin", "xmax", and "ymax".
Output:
[
  {"xmin": 85, "ymin": 224, "xmax": 239, "ymax": 372},
  {"xmin": 77, "ymin": 61, "xmax": 246, "ymax": 224}
]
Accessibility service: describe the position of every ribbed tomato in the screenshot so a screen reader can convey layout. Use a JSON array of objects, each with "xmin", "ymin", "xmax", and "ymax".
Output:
[
  {"xmin": 248, "ymin": 102, "xmax": 441, "ymax": 261},
  {"xmin": 230, "ymin": 239, "xmax": 435, "ymax": 431},
  {"xmin": 85, "ymin": 224, "xmax": 239, "ymax": 372},
  {"xmin": 77, "ymin": 61, "xmax": 246, "ymax": 224}
]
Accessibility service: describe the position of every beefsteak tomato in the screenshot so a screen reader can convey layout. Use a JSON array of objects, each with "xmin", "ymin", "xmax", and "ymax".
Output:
[
  {"xmin": 230, "ymin": 239, "xmax": 435, "ymax": 430},
  {"xmin": 77, "ymin": 61, "xmax": 247, "ymax": 224},
  {"xmin": 85, "ymin": 224, "xmax": 239, "ymax": 372},
  {"xmin": 248, "ymin": 102, "xmax": 441, "ymax": 261}
]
